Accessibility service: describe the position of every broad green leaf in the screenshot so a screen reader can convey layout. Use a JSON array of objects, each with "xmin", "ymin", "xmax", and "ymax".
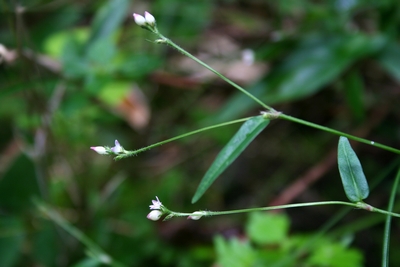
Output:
[
  {"xmin": 214, "ymin": 235, "xmax": 256, "ymax": 267},
  {"xmin": 337, "ymin": 137, "xmax": 369, "ymax": 202},
  {"xmin": 307, "ymin": 243, "xmax": 363, "ymax": 267},
  {"xmin": 246, "ymin": 212, "xmax": 289, "ymax": 245},
  {"xmin": 0, "ymin": 216, "xmax": 24, "ymax": 267},
  {"xmin": 192, "ymin": 116, "xmax": 270, "ymax": 203}
]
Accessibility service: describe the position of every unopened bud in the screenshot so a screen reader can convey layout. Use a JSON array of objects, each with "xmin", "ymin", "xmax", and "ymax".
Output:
[
  {"xmin": 133, "ymin": 13, "xmax": 146, "ymax": 26},
  {"xmin": 90, "ymin": 146, "xmax": 108, "ymax": 155},
  {"xmin": 147, "ymin": 210, "xmax": 163, "ymax": 221},
  {"xmin": 144, "ymin": 11, "xmax": 155, "ymax": 25}
]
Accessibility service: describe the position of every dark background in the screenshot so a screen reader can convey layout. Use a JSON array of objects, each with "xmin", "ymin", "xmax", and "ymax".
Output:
[{"xmin": 1, "ymin": 0, "xmax": 400, "ymax": 266}]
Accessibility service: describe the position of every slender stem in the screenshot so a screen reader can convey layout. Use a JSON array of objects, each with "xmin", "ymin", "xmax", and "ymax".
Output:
[
  {"xmin": 166, "ymin": 201, "xmax": 358, "ymax": 218},
  {"xmin": 156, "ymin": 33, "xmax": 275, "ymax": 112},
  {"xmin": 382, "ymin": 166, "xmax": 400, "ymax": 267},
  {"xmin": 163, "ymin": 201, "xmax": 400, "ymax": 219},
  {"xmin": 149, "ymin": 26, "xmax": 400, "ymax": 155},
  {"xmin": 115, "ymin": 116, "xmax": 253, "ymax": 160},
  {"xmin": 279, "ymin": 113, "xmax": 400, "ymax": 155}
]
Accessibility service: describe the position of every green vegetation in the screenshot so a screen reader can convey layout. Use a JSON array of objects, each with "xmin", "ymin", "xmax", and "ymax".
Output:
[{"xmin": 1, "ymin": 1, "xmax": 400, "ymax": 266}]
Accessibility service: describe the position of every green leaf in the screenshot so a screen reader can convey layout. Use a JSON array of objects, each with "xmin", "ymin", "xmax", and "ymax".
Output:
[
  {"xmin": 0, "ymin": 216, "xmax": 24, "ymax": 267},
  {"xmin": 337, "ymin": 137, "xmax": 369, "ymax": 202},
  {"xmin": 87, "ymin": 0, "xmax": 128, "ymax": 46},
  {"xmin": 246, "ymin": 212, "xmax": 289, "ymax": 245},
  {"xmin": 0, "ymin": 155, "xmax": 41, "ymax": 213},
  {"xmin": 214, "ymin": 235, "xmax": 256, "ymax": 267},
  {"xmin": 192, "ymin": 116, "xmax": 270, "ymax": 203}
]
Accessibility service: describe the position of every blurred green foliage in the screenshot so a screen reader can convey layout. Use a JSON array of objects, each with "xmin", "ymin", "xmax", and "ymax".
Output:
[{"xmin": 1, "ymin": 0, "xmax": 400, "ymax": 266}]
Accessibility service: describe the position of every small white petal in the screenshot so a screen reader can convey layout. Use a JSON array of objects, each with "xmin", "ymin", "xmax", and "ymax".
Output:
[
  {"xmin": 144, "ymin": 11, "xmax": 155, "ymax": 25},
  {"xmin": 149, "ymin": 196, "xmax": 162, "ymax": 210},
  {"xmin": 133, "ymin": 13, "xmax": 146, "ymax": 26},
  {"xmin": 147, "ymin": 210, "xmax": 163, "ymax": 221},
  {"xmin": 111, "ymin": 140, "xmax": 123, "ymax": 153},
  {"xmin": 90, "ymin": 146, "xmax": 108, "ymax": 155}
]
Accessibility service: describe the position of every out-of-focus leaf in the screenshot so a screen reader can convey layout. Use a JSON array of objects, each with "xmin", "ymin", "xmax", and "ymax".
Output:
[
  {"xmin": 192, "ymin": 116, "xmax": 270, "ymax": 203},
  {"xmin": 156, "ymin": 0, "xmax": 212, "ymax": 41},
  {"xmin": 71, "ymin": 258, "xmax": 102, "ymax": 267},
  {"xmin": 44, "ymin": 28, "xmax": 89, "ymax": 59},
  {"xmin": 117, "ymin": 54, "xmax": 162, "ymax": 79},
  {"xmin": 87, "ymin": 0, "xmax": 128, "ymax": 46},
  {"xmin": 307, "ymin": 242, "xmax": 364, "ymax": 267},
  {"xmin": 210, "ymin": 34, "xmax": 385, "ymax": 124},
  {"xmin": 377, "ymin": 41, "xmax": 400, "ymax": 82},
  {"xmin": 214, "ymin": 235, "xmax": 256, "ymax": 267},
  {"xmin": 99, "ymin": 83, "xmax": 151, "ymax": 130},
  {"xmin": 337, "ymin": 137, "xmax": 369, "ymax": 202},
  {"xmin": 246, "ymin": 212, "xmax": 289, "ymax": 245},
  {"xmin": 0, "ymin": 154, "xmax": 40, "ymax": 213},
  {"xmin": 86, "ymin": 37, "xmax": 116, "ymax": 66},
  {"xmin": 342, "ymin": 71, "xmax": 365, "ymax": 122},
  {"xmin": 32, "ymin": 220, "xmax": 57, "ymax": 266},
  {"xmin": 0, "ymin": 216, "xmax": 24, "ymax": 267}
]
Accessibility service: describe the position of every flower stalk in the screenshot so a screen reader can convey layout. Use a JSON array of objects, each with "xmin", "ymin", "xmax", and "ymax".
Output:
[{"xmin": 146, "ymin": 197, "xmax": 400, "ymax": 222}]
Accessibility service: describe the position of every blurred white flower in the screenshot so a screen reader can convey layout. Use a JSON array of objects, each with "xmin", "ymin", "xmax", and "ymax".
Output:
[
  {"xmin": 110, "ymin": 140, "xmax": 123, "ymax": 153},
  {"xmin": 90, "ymin": 146, "xmax": 107, "ymax": 155},
  {"xmin": 133, "ymin": 13, "xmax": 146, "ymax": 26},
  {"xmin": 147, "ymin": 210, "xmax": 163, "ymax": 221},
  {"xmin": 149, "ymin": 196, "xmax": 162, "ymax": 210},
  {"xmin": 144, "ymin": 11, "xmax": 155, "ymax": 25}
]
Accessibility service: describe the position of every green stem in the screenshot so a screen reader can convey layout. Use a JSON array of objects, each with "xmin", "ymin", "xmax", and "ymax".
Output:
[
  {"xmin": 279, "ymin": 113, "xmax": 400, "ymax": 155},
  {"xmin": 382, "ymin": 166, "xmax": 400, "ymax": 267},
  {"xmin": 163, "ymin": 201, "xmax": 400, "ymax": 219},
  {"xmin": 156, "ymin": 33, "xmax": 275, "ymax": 112},
  {"xmin": 115, "ymin": 116, "xmax": 254, "ymax": 160}
]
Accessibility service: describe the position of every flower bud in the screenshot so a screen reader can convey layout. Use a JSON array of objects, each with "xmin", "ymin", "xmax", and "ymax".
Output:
[
  {"xmin": 188, "ymin": 211, "xmax": 206, "ymax": 220},
  {"xmin": 144, "ymin": 11, "xmax": 155, "ymax": 25},
  {"xmin": 147, "ymin": 210, "xmax": 163, "ymax": 221},
  {"xmin": 133, "ymin": 13, "xmax": 146, "ymax": 26},
  {"xmin": 90, "ymin": 146, "xmax": 107, "ymax": 155}
]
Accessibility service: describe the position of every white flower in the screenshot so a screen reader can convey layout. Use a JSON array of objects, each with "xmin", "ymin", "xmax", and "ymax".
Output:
[
  {"xmin": 144, "ymin": 11, "xmax": 155, "ymax": 25},
  {"xmin": 149, "ymin": 196, "xmax": 162, "ymax": 210},
  {"xmin": 133, "ymin": 13, "xmax": 146, "ymax": 26},
  {"xmin": 147, "ymin": 210, "xmax": 163, "ymax": 221},
  {"xmin": 110, "ymin": 140, "xmax": 123, "ymax": 153},
  {"xmin": 90, "ymin": 146, "xmax": 107, "ymax": 155},
  {"xmin": 187, "ymin": 211, "xmax": 206, "ymax": 220}
]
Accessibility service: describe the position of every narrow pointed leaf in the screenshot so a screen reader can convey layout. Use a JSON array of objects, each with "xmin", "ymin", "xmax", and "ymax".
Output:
[
  {"xmin": 192, "ymin": 116, "xmax": 270, "ymax": 203},
  {"xmin": 337, "ymin": 137, "xmax": 369, "ymax": 202}
]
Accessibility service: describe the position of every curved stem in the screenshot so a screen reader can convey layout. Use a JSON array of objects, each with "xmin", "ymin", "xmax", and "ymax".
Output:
[
  {"xmin": 279, "ymin": 113, "xmax": 400, "ymax": 155},
  {"xmin": 382, "ymin": 166, "xmax": 400, "ymax": 266},
  {"xmin": 156, "ymin": 34, "xmax": 275, "ymax": 112},
  {"xmin": 115, "ymin": 116, "xmax": 253, "ymax": 160}
]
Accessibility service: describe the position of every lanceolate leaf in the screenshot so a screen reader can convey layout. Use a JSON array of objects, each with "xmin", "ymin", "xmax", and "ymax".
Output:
[
  {"xmin": 192, "ymin": 116, "xmax": 270, "ymax": 203},
  {"xmin": 337, "ymin": 137, "xmax": 369, "ymax": 202}
]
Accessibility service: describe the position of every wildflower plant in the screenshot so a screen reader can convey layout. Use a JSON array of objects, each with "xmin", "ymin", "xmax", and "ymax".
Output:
[{"xmin": 89, "ymin": 11, "xmax": 400, "ymax": 266}]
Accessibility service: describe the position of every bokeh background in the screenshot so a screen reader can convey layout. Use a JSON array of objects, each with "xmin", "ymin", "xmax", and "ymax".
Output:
[{"xmin": 1, "ymin": 0, "xmax": 400, "ymax": 266}]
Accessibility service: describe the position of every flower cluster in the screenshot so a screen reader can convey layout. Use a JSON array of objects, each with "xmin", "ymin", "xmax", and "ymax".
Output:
[
  {"xmin": 133, "ymin": 11, "xmax": 157, "ymax": 32},
  {"xmin": 90, "ymin": 140, "xmax": 126, "ymax": 155},
  {"xmin": 147, "ymin": 196, "xmax": 164, "ymax": 221}
]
